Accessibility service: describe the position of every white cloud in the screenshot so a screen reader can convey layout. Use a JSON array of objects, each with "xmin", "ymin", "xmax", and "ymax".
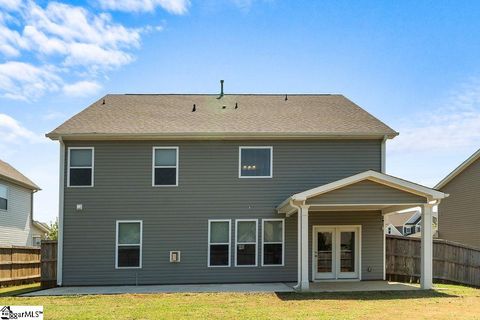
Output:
[
  {"xmin": 389, "ymin": 78, "xmax": 480, "ymax": 154},
  {"xmin": 0, "ymin": 61, "xmax": 61, "ymax": 100},
  {"xmin": 98, "ymin": 0, "xmax": 190, "ymax": 14},
  {"xmin": 63, "ymin": 80, "xmax": 102, "ymax": 97},
  {"xmin": 0, "ymin": 0, "xmax": 21, "ymax": 11},
  {"xmin": 0, "ymin": 113, "xmax": 43, "ymax": 143},
  {"xmin": 0, "ymin": 0, "xmax": 160, "ymax": 100}
]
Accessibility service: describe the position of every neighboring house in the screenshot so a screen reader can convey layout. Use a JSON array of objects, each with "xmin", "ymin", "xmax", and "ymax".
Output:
[
  {"xmin": 384, "ymin": 223, "xmax": 402, "ymax": 236},
  {"xmin": 0, "ymin": 159, "xmax": 46, "ymax": 247},
  {"xmin": 47, "ymin": 90, "xmax": 447, "ymax": 290},
  {"xmin": 436, "ymin": 148, "xmax": 480, "ymax": 248},
  {"xmin": 31, "ymin": 220, "xmax": 51, "ymax": 246},
  {"xmin": 384, "ymin": 209, "xmax": 438, "ymax": 237}
]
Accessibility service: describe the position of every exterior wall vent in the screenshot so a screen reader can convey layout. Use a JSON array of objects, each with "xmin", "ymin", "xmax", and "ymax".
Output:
[{"xmin": 170, "ymin": 251, "xmax": 181, "ymax": 263}]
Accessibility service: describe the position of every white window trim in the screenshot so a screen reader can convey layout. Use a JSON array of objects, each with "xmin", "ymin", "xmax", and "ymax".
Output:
[
  {"xmin": 67, "ymin": 147, "xmax": 94, "ymax": 188},
  {"xmin": 0, "ymin": 184, "xmax": 8, "ymax": 212},
  {"xmin": 261, "ymin": 218, "xmax": 285, "ymax": 267},
  {"xmin": 238, "ymin": 146, "xmax": 273, "ymax": 179},
  {"xmin": 207, "ymin": 219, "xmax": 231, "ymax": 268},
  {"xmin": 235, "ymin": 219, "xmax": 258, "ymax": 267},
  {"xmin": 115, "ymin": 220, "xmax": 143, "ymax": 269},
  {"xmin": 152, "ymin": 146, "xmax": 179, "ymax": 187}
]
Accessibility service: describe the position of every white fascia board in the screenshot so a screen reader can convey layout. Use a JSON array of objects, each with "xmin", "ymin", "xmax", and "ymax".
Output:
[
  {"xmin": 291, "ymin": 170, "xmax": 448, "ymax": 202},
  {"xmin": 435, "ymin": 148, "xmax": 480, "ymax": 190}
]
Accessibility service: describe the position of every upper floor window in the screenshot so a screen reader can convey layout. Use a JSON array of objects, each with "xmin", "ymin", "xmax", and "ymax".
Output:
[
  {"xmin": 153, "ymin": 147, "xmax": 178, "ymax": 186},
  {"xmin": 0, "ymin": 184, "xmax": 7, "ymax": 211},
  {"xmin": 68, "ymin": 147, "xmax": 94, "ymax": 187},
  {"xmin": 239, "ymin": 147, "xmax": 272, "ymax": 178}
]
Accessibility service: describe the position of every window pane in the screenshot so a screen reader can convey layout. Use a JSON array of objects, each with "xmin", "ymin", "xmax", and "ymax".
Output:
[
  {"xmin": 0, "ymin": 185, "xmax": 7, "ymax": 198},
  {"xmin": 69, "ymin": 168, "xmax": 92, "ymax": 186},
  {"xmin": 237, "ymin": 221, "xmax": 256, "ymax": 243},
  {"xmin": 0, "ymin": 198, "xmax": 6, "ymax": 210},
  {"xmin": 118, "ymin": 223, "xmax": 141, "ymax": 244},
  {"xmin": 118, "ymin": 246, "xmax": 140, "ymax": 267},
  {"xmin": 155, "ymin": 149, "xmax": 177, "ymax": 166},
  {"xmin": 236, "ymin": 244, "xmax": 256, "ymax": 265},
  {"xmin": 241, "ymin": 148, "xmax": 271, "ymax": 176},
  {"xmin": 317, "ymin": 232, "xmax": 333, "ymax": 273},
  {"xmin": 210, "ymin": 221, "xmax": 229, "ymax": 243},
  {"xmin": 210, "ymin": 244, "xmax": 229, "ymax": 266},
  {"xmin": 263, "ymin": 243, "xmax": 282, "ymax": 265},
  {"xmin": 154, "ymin": 168, "xmax": 176, "ymax": 185},
  {"xmin": 70, "ymin": 149, "xmax": 92, "ymax": 167},
  {"xmin": 340, "ymin": 231, "xmax": 355, "ymax": 272},
  {"xmin": 264, "ymin": 221, "xmax": 282, "ymax": 242}
]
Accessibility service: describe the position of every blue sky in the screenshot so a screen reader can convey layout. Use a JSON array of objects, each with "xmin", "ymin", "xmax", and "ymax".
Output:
[{"xmin": 1, "ymin": 0, "xmax": 479, "ymax": 223}]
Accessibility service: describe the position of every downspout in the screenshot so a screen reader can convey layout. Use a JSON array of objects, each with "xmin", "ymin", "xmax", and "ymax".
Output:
[{"xmin": 57, "ymin": 137, "xmax": 65, "ymax": 286}]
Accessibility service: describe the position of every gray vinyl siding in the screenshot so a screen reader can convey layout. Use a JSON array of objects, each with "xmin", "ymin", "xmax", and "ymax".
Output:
[
  {"xmin": 0, "ymin": 179, "xmax": 35, "ymax": 247},
  {"xmin": 62, "ymin": 139, "xmax": 382, "ymax": 285},
  {"xmin": 309, "ymin": 211, "xmax": 384, "ymax": 280},
  {"xmin": 306, "ymin": 180, "xmax": 427, "ymax": 205},
  {"xmin": 438, "ymin": 158, "xmax": 480, "ymax": 248}
]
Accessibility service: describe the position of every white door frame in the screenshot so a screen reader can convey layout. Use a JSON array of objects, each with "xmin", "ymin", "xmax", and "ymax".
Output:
[{"xmin": 312, "ymin": 225, "xmax": 362, "ymax": 281}]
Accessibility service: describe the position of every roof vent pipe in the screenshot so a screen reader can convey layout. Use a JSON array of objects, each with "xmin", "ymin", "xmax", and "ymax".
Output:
[{"xmin": 217, "ymin": 80, "xmax": 224, "ymax": 99}]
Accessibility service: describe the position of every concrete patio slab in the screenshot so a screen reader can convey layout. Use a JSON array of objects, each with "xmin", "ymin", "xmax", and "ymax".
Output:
[
  {"xmin": 306, "ymin": 281, "xmax": 420, "ymax": 292},
  {"xmin": 22, "ymin": 283, "xmax": 294, "ymax": 296},
  {"xmin": 22, "ymin": 281, "xmax": 420, "ymax": 296}
]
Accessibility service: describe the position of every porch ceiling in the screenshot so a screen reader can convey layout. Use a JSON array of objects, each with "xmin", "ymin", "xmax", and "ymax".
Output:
[{"xmin": 276, "ymin": 170, "xmax": 448, "ymax": 216}]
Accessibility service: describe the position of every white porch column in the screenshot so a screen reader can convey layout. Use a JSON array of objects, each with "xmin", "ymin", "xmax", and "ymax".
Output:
[
  {"xmin": 421, "ymin": 203, "xmax": 434, "ymax": 289},
  {"xmin": 300, "ymin": 205, "xmax": 310, "ymax": 291}
]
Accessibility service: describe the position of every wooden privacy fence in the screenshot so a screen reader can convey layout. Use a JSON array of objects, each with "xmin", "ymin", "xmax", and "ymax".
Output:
[
  {"xmin": 40, "ymin": 240, "xmax": 57, "ymax": 288},
  {"xmin": 0, "ymin": 241, "xmax": 57, "ymax": 288},
  {"xmin": 0, "ymin": 246, "xmax": 41, "ymax": 286},
  {"xmin": 386, "ymin": 235, "xmax": 480, "ymax": 287}
]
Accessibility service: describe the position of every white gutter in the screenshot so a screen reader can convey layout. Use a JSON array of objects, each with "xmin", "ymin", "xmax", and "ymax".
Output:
[{"xmin": 57, "ymin": 137, "xmax": 65, "ymax": 286}]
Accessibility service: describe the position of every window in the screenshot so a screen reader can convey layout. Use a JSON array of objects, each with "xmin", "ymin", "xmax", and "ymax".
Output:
[
  {"xmin": 387, "ymin": 227, "xmax": 392, "ymax": 234},
  {"xmin": 239, "ymin": 147, "xmax": 272, "ymax": 178},
  {"xmin": 208, "ymin": 220, "xmax": 231, "ymax": 267},
  {"xmin": 0, "ymin": 185, "xmax": 7, "ymax": 211},
  {"xmin": 153, "ymin": 147, "xmax": 178, "ymax": 186},
  {"xmin": 262, "ymin": 219, "xmax": 284, "ymax": 266},
  {"xmin": 116, "ymin": 221, "xmax": 142, "ymax": 268},
  {"xmin": 235, "ymin": 219, "xmax": 258, "ymax": 266},
  {"xmin": 32, "ymin": 236, "xmax": 41, "ymax": 247},
  {"xmin": 68, "ymin": 147, "xmax": 94, "ymax": 187}
]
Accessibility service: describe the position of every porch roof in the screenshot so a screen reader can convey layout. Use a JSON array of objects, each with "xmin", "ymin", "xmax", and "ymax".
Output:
[{"xmin": 276, "ymin": 170, "xmax": 448, "ymax": 216}]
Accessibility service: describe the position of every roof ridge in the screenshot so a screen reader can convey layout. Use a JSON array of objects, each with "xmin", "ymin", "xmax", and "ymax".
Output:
[{"xmin": 121, "ymin": 93, "xmax": 342, "ymax": 96}]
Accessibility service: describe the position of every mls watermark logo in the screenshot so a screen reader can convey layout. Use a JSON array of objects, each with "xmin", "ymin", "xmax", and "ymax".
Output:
[{"xmin": 0, "ymin": 306, "xmax": 43, "ymax": 320}]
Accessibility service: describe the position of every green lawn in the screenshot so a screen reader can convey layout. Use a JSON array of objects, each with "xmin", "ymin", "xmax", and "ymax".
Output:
[{"xmin": 0, "ymin": 284, "xmax": 479, "ymax": 319}]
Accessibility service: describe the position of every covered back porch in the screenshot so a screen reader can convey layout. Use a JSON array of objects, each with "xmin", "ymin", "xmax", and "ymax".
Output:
[{"xmin": 277, "ymin": 170, "xmax": 448, "ymax": 291}]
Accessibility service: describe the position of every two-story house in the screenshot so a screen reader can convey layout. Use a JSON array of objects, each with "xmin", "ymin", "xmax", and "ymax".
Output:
[
  {"xmin": 384, "ymin": 209, "xmax": 438, "ymax": 237},
  {"xmin": 47, "ymin": 90, "xmax": 447, "ymax": 290},
  {"xmin": 436, "ymin": 148, "xmax": 480, "ymax": 248},
  {"xmin": 0, "ymin": 159, "xmax": 48, "ymax": 247}
]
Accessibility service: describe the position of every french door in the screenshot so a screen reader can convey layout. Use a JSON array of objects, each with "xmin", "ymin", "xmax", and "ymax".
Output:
[{"xmin": 313, "ymin": 226, "xmax": 360, "ymax": 280}]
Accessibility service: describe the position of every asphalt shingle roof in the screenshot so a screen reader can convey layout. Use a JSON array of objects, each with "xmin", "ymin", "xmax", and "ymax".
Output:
[
  {"xmin": 0, "ymin": 159, "xmax": 40, "ymax": 190},
  {"xmin": 46, "ymin": 94, "xmax": 398, "ymax": 139}
]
